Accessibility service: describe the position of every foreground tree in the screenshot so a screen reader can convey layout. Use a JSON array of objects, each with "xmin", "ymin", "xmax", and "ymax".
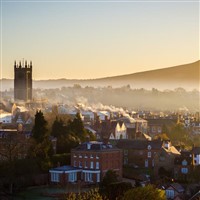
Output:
[
  {"xmin": 99, "ymin": 170, "xmax": 119, "ymax": 198},
  {"xmin": 123, "ymin": 185, "xmax": 166, "ymax": 200},
  {"xmin": 0, "ymin": 132, "xmax": 30, "ymax": 194},
  {"xmin": 32, "ymin": 110, "xmax": 48, "ymax": 142},
  {"xmin": 30, "ymin": 110, "xmax": 53, "ymax": 171}
]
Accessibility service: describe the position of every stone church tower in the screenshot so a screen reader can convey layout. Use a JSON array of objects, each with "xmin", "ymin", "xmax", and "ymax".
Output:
[{"xmin": 14, "ymin": 60, "xmax": 32, "ymax": 101}]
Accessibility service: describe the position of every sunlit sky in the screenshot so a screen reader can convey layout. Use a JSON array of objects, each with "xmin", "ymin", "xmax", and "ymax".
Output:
[{"xmin": 1, "ymin": 0, "xmax": 199, "ymax": 80}]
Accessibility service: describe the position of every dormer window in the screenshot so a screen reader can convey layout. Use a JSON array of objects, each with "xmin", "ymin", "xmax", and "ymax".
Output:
[{"xmin": 182, "ymin": 159, "xmax": 187, "ymax": 166}]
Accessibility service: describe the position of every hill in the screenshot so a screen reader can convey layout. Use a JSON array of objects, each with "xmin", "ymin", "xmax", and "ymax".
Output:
[{"xmin": 1, "ymin": 60, "xmax": 199, "ymax": 91}]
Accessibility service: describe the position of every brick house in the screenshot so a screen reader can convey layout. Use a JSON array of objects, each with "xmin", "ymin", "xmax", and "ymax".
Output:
[
  {"xmin": 49, "ymin": 141, "xmax": 122, "ymax": 184},
  {"xmin": 154, "ymin": 140, "xmax": 180, "ymax": 176},
  {"xmin": 117, "ymin": 139, "xmax": 180, "ymax": 176},
  {"xmin": 116, "ymin": 139, "xmax": 163, "ymax": 167},
  {"xmin": 174, "ymin": 155, "xmax": 193, "ymax": 182},
  {"xmin": 147, "ymin": 119, "xmax": 176, "ymax": 136}
]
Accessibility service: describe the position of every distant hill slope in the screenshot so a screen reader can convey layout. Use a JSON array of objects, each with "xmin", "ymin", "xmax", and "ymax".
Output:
[{"xmin": 1, "ymin": 60, "xmax": 199, "ymax": 90}]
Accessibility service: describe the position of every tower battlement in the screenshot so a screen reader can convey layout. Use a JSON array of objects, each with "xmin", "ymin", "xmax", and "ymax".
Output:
[{"xmin": 14, "ymin": 60, "xmax": 32, "ymax": 102}]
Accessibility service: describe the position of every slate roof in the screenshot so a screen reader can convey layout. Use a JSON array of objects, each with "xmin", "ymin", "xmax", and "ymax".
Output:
[
  {"xmin": 193, "ymin": 147, "xmax": 200, "ymax": 154},
  {"xmin": 73, "ymin": 141, "xmax": 119, "ymax": 151},
  {"xmin": 169, "ymin": 183, "xmax": 185, "ymax": 193},
  {"xmin": 116, "ymin": 139, "xmax": 163, "ymax": 150},
  {"xmin": 147, "ymin": 119, "xmax": 176, "ymax": 126},
  {"xmin": 49, "ymin": 165, "xmax": 81, "ymax": 172},
  {"xmin": 174, "ymin": 156, "xmax": 193, "ymax": 165}
]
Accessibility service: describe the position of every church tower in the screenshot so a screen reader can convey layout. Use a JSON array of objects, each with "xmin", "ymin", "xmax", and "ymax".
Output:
[{"xmin": 14, "ymin": 60, "xmax": 32, "ymax": 101}]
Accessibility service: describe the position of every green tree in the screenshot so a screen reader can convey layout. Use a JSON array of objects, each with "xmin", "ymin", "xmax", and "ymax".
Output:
[
  {"xmin": 69, "ymin": 112, "xmax": 87, "ymax": 141},
  {"xmin": 0, "ymin": 132, "xmax": 30, "ymax": 194},
  {"xmin": 167, "ymin": 123, "xmax": 188, "ymax": 144},
  {"xmin": 31, "ymin": 110, "xmax": 53, "ymax": 171},
  {"xmin": 51, "ymin": 117, "xmax": 65, "ymax": 138},
  {"xmin": 99, "ymin": 170, "xmax": 119, "ymax": 198},
  {"xmin": 32, "ymin": 110, "xmax": 48, "ymax": 143},
  {"xmin": 123, "ymin": 185, "xmax": 166, "ymax": 200},
  {"xmin": 107, "ymin": 182, "xmax": 132, "ymax": 200}
]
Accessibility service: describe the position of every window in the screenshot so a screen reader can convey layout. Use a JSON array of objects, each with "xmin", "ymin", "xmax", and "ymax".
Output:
[
  {"xmin": 74, "ymin": 154, "xmax": 77, "ymax": 158},
  {"xmin": 74, "ymin": 161, "xmax": 76, "ymax": 167},
  {"xmin": 182, "ymin": 160, "xmax": 187, "ymax": 166},
  {"xmin": 79, "ymin": 161, "xmax": 82, "ymax": 168},
  {"xmin": 96, "ymin": 162, "xmax": 99, "ymax": 169},
  {"xmin": 51, "ymin": 173, "xmax": 59, "ymax": 182},
  {"xmin": 90, "ymin": 161, "xmax": 94, "ymax": 169},
  {"xmin": 84, "ymin": 154, "xmax": 88, "ymax": 158},
  {"xmin": 166, "ymin": 190, "xmax": 174, "ymax": 199},
  {"xmin": 148, "ymin": 152, "xmax": 151, "ymax": 158},
  {"xmin": 181, "ymin": 168, "xmax": 188, "ymax": 174},
  {"xmin": 145, "ymin": 159, "xmax": 148, "ymax": 168},
  {"xmin": 124, "ymin": 150, "xmax": 128, "ymax": 156},
  {"xmin": 90, "ymin": 154, "xmax": 93, "ymax": 158},
  {"xmin": 147, "ymin": 145, "xmax": 151, "ymax": 150},
  {"xmin": 85, "ymin": 172, "xmax": 93, "ymax": 182},
  {"xmin": 96, "ymin": 154, "xmax": 99, "ymax": 159},
  {"xmin": 68, "ymin": 172, "xmax": 77, "ymax": 182},
  {"xmin": 152, "ymin": 159, "xmax": 154, "ymax": 167},
  {"xmin": 85, "ymin": 161, "xmax": 88, "ymax": 168},
  {"xmin": 124, "ymin": 157, "xmax": 128, "ymax": 165},
  {"xmin": 97, "ymin": 173, "xmax": 100, "ymax": 183},
  {"xmin": 79, "ymin": 154, "xmax": 82, "ymax": 158}
]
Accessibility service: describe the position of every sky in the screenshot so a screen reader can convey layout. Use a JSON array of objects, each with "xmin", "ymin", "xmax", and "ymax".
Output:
[{"xmin": 1, "ymin": 0, "xmax": 199, "ymax": 80}]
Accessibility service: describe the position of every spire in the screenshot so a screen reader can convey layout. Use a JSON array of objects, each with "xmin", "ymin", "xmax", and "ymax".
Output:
[
  {"xmin": 19, "ymin": 61, "xmax": 22, "ymax": 68},
  {"xmin": 30, "ymin": 61, "xmax": 32, "ymax": 67},
  {"xmin": 25, "ymin": 60, "xmax": 27, "ymax": 67},
  {"xmin": 14, "ymin": 61, "xmax": 16, "ymax": 67}
]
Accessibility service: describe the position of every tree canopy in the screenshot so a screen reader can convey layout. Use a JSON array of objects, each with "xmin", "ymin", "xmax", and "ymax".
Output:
[{"xmin": 123, "ymin": 185, "xmax": 166, "ymax": 200}]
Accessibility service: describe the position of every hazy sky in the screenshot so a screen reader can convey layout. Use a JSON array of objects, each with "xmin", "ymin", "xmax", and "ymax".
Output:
[{"xmin": 1, "ymin": 0, "xmax": 199, "ymax": 80}]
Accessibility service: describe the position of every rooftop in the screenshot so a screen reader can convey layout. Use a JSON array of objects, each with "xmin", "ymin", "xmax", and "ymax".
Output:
[{"xmin": 72, "ymin": 141, "xmax": 119, "ymax": 151}]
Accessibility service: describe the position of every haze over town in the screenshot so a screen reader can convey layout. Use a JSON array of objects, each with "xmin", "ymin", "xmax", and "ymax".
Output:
[{"xmin": 1, "ymin": 1, "xmax": 200, "ymax": 200}]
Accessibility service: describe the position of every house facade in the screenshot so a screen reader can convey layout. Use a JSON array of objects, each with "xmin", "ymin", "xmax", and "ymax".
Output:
[
  {"xmin": 116, "ymin": 139, "xmax": 163, "ymax": 167},
  {"xmin": 49, "ymin": 141, "xmax": 122, "ymax": 184}
]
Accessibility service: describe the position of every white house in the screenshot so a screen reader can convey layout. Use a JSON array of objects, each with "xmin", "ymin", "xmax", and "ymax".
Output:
[{"xmin": 110, "ymin": 122, "xmax": 127, "ymax": 140}]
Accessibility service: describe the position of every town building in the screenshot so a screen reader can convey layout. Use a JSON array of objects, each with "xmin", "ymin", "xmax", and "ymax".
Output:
[
  {"xmin": 49, "ymin": 141, "xmax": 122, "ymax": 184},
  {"xmin": 117, "ymin": 139, "xmax": 180, "ymax": 176},
  {"xmin": 14, "ymin": 60, "xmax": 32, "ymax": 102}
]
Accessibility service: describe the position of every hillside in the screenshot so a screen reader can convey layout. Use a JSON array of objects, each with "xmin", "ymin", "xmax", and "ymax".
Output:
[{"xmin": 1, "ymin": 60, "xmax": 199, "ymax": 91}]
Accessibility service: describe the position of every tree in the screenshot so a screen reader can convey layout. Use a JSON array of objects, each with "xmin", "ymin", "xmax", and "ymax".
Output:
[
  {"xmin": 0, "ymin": 132, "xmax": 30, "ymax": 194},
  {"xmin": 154, "ymin": 133, "xmax": 169, "ymax": 141},
  {"xmin": 69, "ymin": 112, "xmax": 87, "ymax": 141},
  {"xmin": 31, "ymin": 110, "xmax": 53, "ymax": 171},
  {"xmin": 51, "ymin": 117, "xmax": 65, "ymax": 138},
  {"xmin": 123, "ymin": 185, "xmax": 166, "ymax": 200},
  {"xmin": 99, "ymin": 170, "xmax": 119, "ymax": 198},
  {"xmin": 106, "ymin": 182, "xmax": 132, "ymax": 200},
  {"xmin": 100, "ymin": 170, "xmax": 119, "ymax": 189},
  {"xmin": 32, "ymin": 110, "xmax": 48, "ymax": 143}
]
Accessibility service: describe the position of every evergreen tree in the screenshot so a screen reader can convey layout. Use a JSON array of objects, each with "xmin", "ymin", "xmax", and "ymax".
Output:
[
  {"xmin": 31, "ymin": 110, "xmax": 52, "ymax": 171},
  {"xmin": 70, "ymin": 112, "xmax": 87, "ymax": 141},
  {"xmin": 51, "ymin": 117, "xmax": 65, "ymax": 138},
  {"xmin": 32, "ymin": 110, "xmax": 48, "ymax": 142}
]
